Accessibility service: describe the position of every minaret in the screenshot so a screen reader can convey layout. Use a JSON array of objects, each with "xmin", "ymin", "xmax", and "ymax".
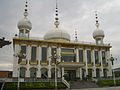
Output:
[
  {"xmin": 93, "ymin": 11, "xmax": 105, "ymax": 45},
  {"xmin": 75, "ymin": 29, "xmax": 78, "ymax": 42},
  {"xmin": 17, "ymin": 0, "xmax": 32, "ymax": 38},
  {"xmin": 54, "ymin": 0, "xmax": 60, "ymax": 28}
]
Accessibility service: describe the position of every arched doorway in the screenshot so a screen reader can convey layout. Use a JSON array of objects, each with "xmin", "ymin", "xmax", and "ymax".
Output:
[
  {"xmin": 41, "ymin": 68, "xmax": 48, "ymax": 79},
  {"xmin": 20, "ymin": 67, "xmax": 26, "ymax": 78},
  {"xmin": 96, "ymin": 69, "xmax": 100, "ymax": 78},
  {"xmin": 30, "ymin": 67, "xmax": 37, "ymax": 81}
]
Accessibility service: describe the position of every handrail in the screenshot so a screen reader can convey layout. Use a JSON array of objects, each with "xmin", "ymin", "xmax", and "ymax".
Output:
[
  {"xmin": 1, "ymin": 80, "xmax": 5, "ymax": 90},
  {"xmin": 62, "ymin": 77, "xmax": 70, "ymax": 89}
]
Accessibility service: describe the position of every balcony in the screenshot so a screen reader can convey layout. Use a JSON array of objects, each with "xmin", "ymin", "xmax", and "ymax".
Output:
[
  {"xmin": 58, "ymin": 62, "xmax": 85, "ymax": 67},
  {"xmin": 40, "ymin": 61, "xmax": 48, "ymax": 66},
  {"xmin": 88, "ymin": 62, "xmax": 93, "ymax": 67},
  {"xmin": 103, "ymin": 63, "xmax": 108, "ymax": 67},
  {"xmin": 19, "ymin": 59, "xmax": 27, "ymax": 65},
  {"xmin": 95, "ymin": 63, "xmax": 101, "ymax": 67},
  {"xmin": 29, "ymin": 60, "xmax": 38, "ymax": 65}
]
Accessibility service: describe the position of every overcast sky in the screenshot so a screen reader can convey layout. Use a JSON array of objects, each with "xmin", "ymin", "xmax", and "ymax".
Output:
[{"xmin": 0, "ymin": 0, "xmax": 120, "ymax": 71}]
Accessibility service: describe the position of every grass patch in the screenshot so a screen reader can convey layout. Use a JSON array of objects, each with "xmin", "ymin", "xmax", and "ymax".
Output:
[
  {"xmin": 97, "ymin": 80, "xmax": 120, "ymax": 87},
  {"xmin": 3, "ymin": 82, "xmax": 66, "ymax": 90}
]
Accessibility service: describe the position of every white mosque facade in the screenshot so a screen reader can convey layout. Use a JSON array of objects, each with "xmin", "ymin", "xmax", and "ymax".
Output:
[{"xmin": 12, "ymin": 1, "xmax": 112, "ymax": 81}]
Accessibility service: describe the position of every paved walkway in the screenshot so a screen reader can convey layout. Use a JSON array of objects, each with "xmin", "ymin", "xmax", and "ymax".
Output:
[{"xmin": 71, "ymin": 86, "xmax": 120, "ymax": 90}]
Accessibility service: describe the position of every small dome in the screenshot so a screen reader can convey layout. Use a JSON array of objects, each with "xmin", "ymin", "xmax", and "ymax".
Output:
[
  {"xmin": 18, "ymin": 17, "xmax": 32, "ymax": 30},
  {"xmin": 93, "ymin": 29, "xmax": 104, "ymax": 39},
  {"xmin": 44, "ymin": 28, "xmax": 70, "ymax": 42}
]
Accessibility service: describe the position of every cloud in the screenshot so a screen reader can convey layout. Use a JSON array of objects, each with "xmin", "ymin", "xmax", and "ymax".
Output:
[{"xmin": 0, "ymin": 0, "xmax": 120, "ymax": 70}]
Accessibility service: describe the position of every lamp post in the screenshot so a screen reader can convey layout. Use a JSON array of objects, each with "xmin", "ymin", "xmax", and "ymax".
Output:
[
  {"xmin": 52, "ymin": 50, "xmax": 61, "ymax": 90},
  {"xmin": 14, "ymin": 50, "xmax": 26, "ymax": 90},
  {"xmin": 17, "ymin": 68, "xmax": 20, "ymax": 90},
  {"xmin": 110, "ymin": 54, "xmax": 117, "ymax": 86}
]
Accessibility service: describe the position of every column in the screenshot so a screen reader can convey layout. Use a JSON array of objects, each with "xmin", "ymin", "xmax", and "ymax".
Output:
[
  {"xmin": 83, "ymin": 49, "xmax": 88, "ymax": 76},
  {"xmin": 48, "ymin": 67, "xmax": 51, "ymax": 78},
  {"xmin": 62, "ymin": 67, "xmax": 64, "ymax": 79},
  {"xmin": 79, "ymin": 68, "xmax": 82, "ymax": 80},
  {"xmin": 25, "ymin": 45, "xmax": 31, "ymax": 77},
  {"xmin": 99, "ymin": 50, "xmax": 103, "ymax": 77},
  {"xmin": 58, "ymin": 69, "xmax": 61, "ymax": 78},
  {"xmin": 13, "ymin": 44, "xmax": 20, "ymax": 77},
  {"xmin": 107, "ymin": 50, "xmax": 112, "ymax": 77},
  {"xmin": 57, "ymin": 47, "xmax": 61, "ymax": 62},
  {"xmin": 37, "ymin": 46, "xmax": 41, "ymax": 78},
  {"xmin": 92, "ymin": 49, "xmax": 96, "ymax": 77},
  {"xmin": 47, "ymin": 46, "xmax": 51, "ymax": 66},
  {"xmin": 75, "ymin": 48, "xmax": 79, "ymax": 62},
  {"xmin": 76, "ymin": 68, "xmax": 79, "ymax": 78}
]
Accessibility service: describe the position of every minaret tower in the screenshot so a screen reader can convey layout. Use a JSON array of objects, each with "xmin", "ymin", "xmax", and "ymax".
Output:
[
  {"xmin": 75, "ymin": 29, "xmax": 78, "ymax": 42},
  {"xmin": 93, "ymin": 11, "xmax": 105, "ymax": 45},
  {"xmin": 17, "ymin": 0, "xmax": 32, "ymax": 38},
  {"xmin": 54, "ymin": 0, "xmax": 60, "ymax": 28}
]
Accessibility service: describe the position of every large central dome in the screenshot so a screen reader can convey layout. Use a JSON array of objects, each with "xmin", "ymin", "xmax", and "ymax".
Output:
[{"xmin": 44, "ymin": 28, "xmax": 70, "ymax": 42}]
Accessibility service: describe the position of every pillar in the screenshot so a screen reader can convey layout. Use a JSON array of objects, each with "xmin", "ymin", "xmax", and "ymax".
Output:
[
  {"xmin": 99, "ymin": 50, "xmax": 103, "ymax": 77},
  {"xmin": 75, "ymin": 48, "xmax": 79, "ymax": 62},
  {"xmin": 107, "ymin": 50, "xmax": 112, "ymax": 77},
  {"xmin": 92, "ymin": 49, "xmax": 96, "ymax": 77},
  {"xmin": 47, "ymin": 46, "xmax": 51, "ymax": 66},
  {"xmin": 13, "ymin": 44, "xmax": 20, "ymax": 77},
  {"xmin": 62, "ymin": 67, "xmax": 64, "ymax": 79},
  {"xmin": 83, "ymin": 48, "xmax": 88, "ymax": 76}
]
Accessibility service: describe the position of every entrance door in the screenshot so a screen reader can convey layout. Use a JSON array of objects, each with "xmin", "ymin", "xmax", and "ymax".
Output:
[{"xmin": 65, "ymin": 70, "xmax": 76, "ymax": 81}]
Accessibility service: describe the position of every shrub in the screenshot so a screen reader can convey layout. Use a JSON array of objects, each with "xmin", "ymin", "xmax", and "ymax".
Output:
[{"xmin": 3, "ymin": 82, "xmax": 66, "ymax": 90}]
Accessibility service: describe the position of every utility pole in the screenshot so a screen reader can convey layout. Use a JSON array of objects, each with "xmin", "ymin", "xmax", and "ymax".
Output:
[{"xmin": 110, "ymin": 54, "xmax": 117, "ymax": 86}]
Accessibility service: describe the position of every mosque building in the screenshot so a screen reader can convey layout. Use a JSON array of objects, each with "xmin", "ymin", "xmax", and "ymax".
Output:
[{"xmin": 13, "ymin": 0, "xmax": 112, "ymax": 82}]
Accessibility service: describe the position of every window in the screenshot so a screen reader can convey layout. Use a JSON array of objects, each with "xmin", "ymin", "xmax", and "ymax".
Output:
[
  {"xmin": 102, "ymin": 51, "xmax": 106, "ymax": 64},
  {"xmin": 42, "ymin": 47, "xmax": 47, "ymax": 62},
  {"xmin": 20, "ymin": 67, "xmax": 26, "ymax": 78},
  {"xmin": 61, "ymin": 48, "xmax": 75, "ymax": 62},
  {"xmin": 31, "ymin": 46, "xmax": 37, "ymax": 61},
  {"xmin": 94, "ymin": 51, "xmax": 99, "ymax": 64},
  {"xmin": 79, "ymin": 50, "xmax": 83, "ymax": 62},
  {"xmin": 87, "ymin": 50, "xmax": 91, "ymax": 64},
  {"xmin": 96, "ymin": 69, "xmax": 100, "ymax": 78},
  {"xmin": 21, "ymin": 46, "xmax": 26, "ymax": 54}
]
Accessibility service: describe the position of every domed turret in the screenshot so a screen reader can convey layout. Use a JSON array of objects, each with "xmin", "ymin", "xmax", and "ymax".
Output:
[
  {"xmin": 18, "ymin": 1, "xmax": 32, "ymax": 38},
  {"xmin": 44, "ymin": 28, "xmax": 70, "ymax": 42},
  {"xmin": 93, "ymin": 29, "xmax": 104, "ymax": 39},
  {"xmin": 93, "ymin": 11, "xmax": 105, "ymax": 45},
  {"xmin": 18, "ymin": 16, "xmax": 32, "ymax": 30}
]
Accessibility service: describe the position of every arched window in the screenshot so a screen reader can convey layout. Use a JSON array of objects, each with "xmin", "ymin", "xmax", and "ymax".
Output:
[
  {"xmin": 20, "ymin": 67, "xmax": 26, "ymax": 78},
  {"xmin": 96, "ymin": 69, "xmax": 100, "ymax": 78},
  {"xmin": 30, "ymin": 67, "xmax": 37, "ymax": 78}
]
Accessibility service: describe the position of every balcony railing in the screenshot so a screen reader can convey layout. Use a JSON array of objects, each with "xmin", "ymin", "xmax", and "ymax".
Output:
[
  {"xmin": 19, "ymin": 59, "xmax": 27, "ymax": 65},
  {"xmin": 40, "ymin": 61, "xmax": 48, "ymax": 66},
  {"xmin": 88, "ymin": 62, "xmax": 93, "ymax": 67},
  {"xmin": 95, "ymin": 63, "xmax": 101, "ymax": 67},
  {"xmin": 29, "ymin": 60, "xmax": 38, "ymax": 65}
]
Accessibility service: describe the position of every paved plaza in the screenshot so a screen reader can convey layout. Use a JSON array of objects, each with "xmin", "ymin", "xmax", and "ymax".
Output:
[{"xmin": 71, "ymin": 86, "xmax": 120, "ymax": 90}]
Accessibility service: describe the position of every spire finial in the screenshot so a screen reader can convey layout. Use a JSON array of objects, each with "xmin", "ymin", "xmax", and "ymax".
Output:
[
  {"xmin": 24, "ymin": 0, "xmax": 28, "ymax": 17},
  {"xmin": 95, "ymin": 11, "xmax": 99, "ymax": 29},
  {"xmin": 54, "ymin": 0, "xmax": 60, "ymax": 28},
  {"xmin": 75, "ymin": 28, "xmax": 78, "ymax": 42}
]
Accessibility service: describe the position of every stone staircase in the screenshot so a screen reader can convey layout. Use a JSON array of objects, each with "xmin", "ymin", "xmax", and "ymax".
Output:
[{"xmin": 70, "ymin": 80, "xmax": 99, "ymax": 89}]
